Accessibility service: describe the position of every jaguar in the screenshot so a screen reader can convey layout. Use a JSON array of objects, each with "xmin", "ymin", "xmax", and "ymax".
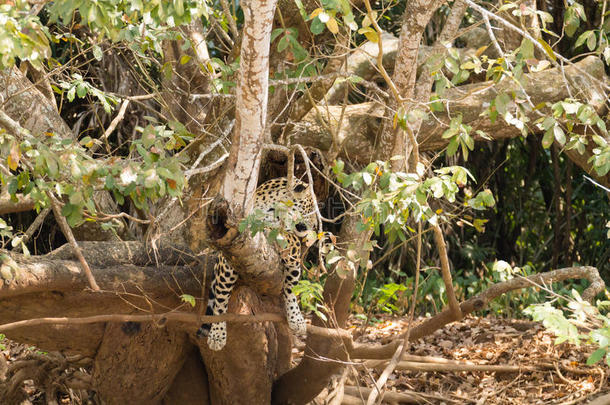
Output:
[{"xmin": 197, "ymin": 177, "xmax": 322, "ymax": 351}]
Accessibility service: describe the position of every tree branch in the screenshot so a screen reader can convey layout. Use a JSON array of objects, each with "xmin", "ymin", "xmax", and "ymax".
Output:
[
  {"xmin": 46, "ymin": 192, "xmax": 99, "ymax": 291},
  {"xmin": 431, "ymin": 223, "xmax": 462, "ymax": 320},
  {"xmin": 289, "ymin": 56, "xmax": 609, "ymax": 187}
]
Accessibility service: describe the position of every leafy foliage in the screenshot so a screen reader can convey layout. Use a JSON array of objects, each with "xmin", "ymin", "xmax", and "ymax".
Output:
[
  {"xmin": 293, "ymin": 280, "xmax": 327, "ymax": 320},
  {"xmin": 0, "ymin": 1, "xmax": 50, "ymax": 69},
  {"xmin": 0, "ymin": 120, "xmax": 187, "ymax": 229},
  {"xmin": 333, "ymin": 159, "xmax": 495, "ymax": 244},
  {"xmin": 525, "ymin": 291, "xmax": 610, "ymax": 367}
]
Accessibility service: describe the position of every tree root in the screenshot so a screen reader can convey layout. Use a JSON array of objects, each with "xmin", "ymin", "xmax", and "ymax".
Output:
[{"xmin": 0, "ymin": 351, "xmax": 92, "ymax": 403}]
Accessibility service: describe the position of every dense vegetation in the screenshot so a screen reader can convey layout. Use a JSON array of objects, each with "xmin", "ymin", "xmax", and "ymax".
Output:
[{"xmin": 0, "ymin": 0, "xmax": 608, "ymax": 403}]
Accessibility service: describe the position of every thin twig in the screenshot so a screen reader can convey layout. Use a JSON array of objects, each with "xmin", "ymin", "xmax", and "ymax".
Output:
[
  {"xmin": 90, "ymin": 98, "xmax": 130, "ymax": 153},
  {"xmin": 46, "ymin": 192, "xmax": 100, "ymax": 291},
  {"xmin": 362, "ymin": 0, "xmax": 402, "ymax": 104},
  {"xmin": 184, "ymin": 153, "xmax": 229, "ymax": 176},
  {"xmin": 269, "ymin": 71, "xmax": 348, "ymax": 86},
  {"xmin": 219, "ymin": 0, "xmax": 239, "ymax": 39},
  {"xmin": 0, "ymin": 311, "xmax": 352, "ymax": 340},
  {"xmin": 12, "ymin": 207, "xmax": 51, "ymax": 253}
]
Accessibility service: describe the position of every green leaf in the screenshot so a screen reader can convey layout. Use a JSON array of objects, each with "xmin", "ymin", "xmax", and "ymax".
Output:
[
  {"xmin": 575, "ymin": 30, "xmax": 593, "ymax": 49},
  {"xmin": 587, "ymin": 348, "xmax": 606, "ymax": 365},
  {"xmin": 542, "ymin": 128, "xmax": 554, "ymax": 148},
  {"xmin": 495, "ymin": 93, "xmax": 511, "ymax": 115},
  {"xmin": 277, "ymin": 36, "xmax": 289, "ymax": 52},
  {"xmin": 537, "ymin": 38, "xmax": 556, "ymax": 61},
  {"xmin": 520, "ymin": 38, "xmax": 534, "ymax": 59},
  {"xmin": 444, "ymin": 57, "xmax": 459, "ymax": 75},
  {"xmin": 553, "ymin": 125, "xmax": 566, "ymax": 145},
  {"xmin": 67, "ymin": 86, "xmax": 76, "ymax": 102},
  {"xmin": 358, "ymin": 26, "xmax": 378, "ymax": 43},
  {"xmin": 310, "ymin": 17, "xmax": 326, "ymax": 35},
  {"xmin": 587, "ymin": 31, "xmax": 597, "ymax": 51},
  {"xmin": 180, "ymin": 294, "xmax": 196, "ymax": 307},
  {"xmin": 92, "ymin": 45, "xmax": 103, "ymax": 61},
  {"xmin": 76, "ymin": 83, "xmax": 87, "ymax": 98},
  {"xmin": 271, "ymin": 28, "xmax": 284, "ymax": 43}
]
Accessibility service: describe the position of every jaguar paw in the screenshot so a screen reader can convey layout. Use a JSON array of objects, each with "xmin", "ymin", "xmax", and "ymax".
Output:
[
  {"xmin": 207, "ymin": 322, "xmax": 227, "ymax": 351},
  {"xmin": 287, "ymin": 311, "xmax": 307, "ymax": 336}
]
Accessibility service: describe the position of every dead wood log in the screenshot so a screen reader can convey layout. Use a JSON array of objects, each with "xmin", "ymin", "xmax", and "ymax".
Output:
[
  {"xmin": 0, "ymin": 193, "xmax": 35, "ymax": 216},
  {"xmin": 0, "ymin": 245, "xmax": 207, "ymax": 355},
  {"xmin": 289, "ymin": 55, "xmax": 609, "ymax": 187}
]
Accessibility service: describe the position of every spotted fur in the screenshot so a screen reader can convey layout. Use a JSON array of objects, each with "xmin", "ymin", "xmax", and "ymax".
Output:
[{"xmin": 197, "ymin": 178, "xmax": 319, "ymax": 350}]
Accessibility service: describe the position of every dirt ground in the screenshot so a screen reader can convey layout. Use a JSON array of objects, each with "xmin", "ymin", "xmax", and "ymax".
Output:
[
  {"xmin": 2, "ymin": 315, "xmax": 608, "ymax": 404},
  {"xmin": 308, "ymin": 315, "xmax": 609, "ymax": 404}
]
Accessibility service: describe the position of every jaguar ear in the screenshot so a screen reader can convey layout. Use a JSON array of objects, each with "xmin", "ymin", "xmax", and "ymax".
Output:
[{"xmin": 293, "ymin": 183, "xmax": 307, "ymax": 193}]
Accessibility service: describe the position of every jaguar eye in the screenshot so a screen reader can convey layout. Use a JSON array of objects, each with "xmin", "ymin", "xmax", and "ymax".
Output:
[{"xmin": 293, "ymin": 184, "xmax": 307, "ymax": 193}]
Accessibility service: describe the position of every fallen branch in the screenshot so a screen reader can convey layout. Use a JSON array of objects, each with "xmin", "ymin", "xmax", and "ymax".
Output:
[
  {"xmin": 0, "ymin": 310, "xmax": 353, "ymax": 340},
  {"xmin": 361, "ymin": 359, "xmax": 603, "ymax": 375},
  {"xmin": 344, "ymin": 385, "xmax": 455, "ymax": 404}
]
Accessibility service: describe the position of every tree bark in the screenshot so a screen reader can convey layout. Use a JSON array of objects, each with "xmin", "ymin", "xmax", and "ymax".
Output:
[
  {"xmin": 0, "ymin": 67, "xmax": 71, "ymax": 137},
  {"xmin": 92, "ymin": 322, "xmax": 191, "ymax": 404},
  {"xmin": 220, "ymin": 0, "xmax": 278, "ymax": 217}
]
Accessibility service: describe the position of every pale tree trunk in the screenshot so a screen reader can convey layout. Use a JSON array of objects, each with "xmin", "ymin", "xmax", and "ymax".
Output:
[
  {"xmin": 198, "ymin": 0, "xmax": 287, "ymax": 403},
  {"xmin": 220, "ymin": 0, "xmax": 276, "ymax": 217}
]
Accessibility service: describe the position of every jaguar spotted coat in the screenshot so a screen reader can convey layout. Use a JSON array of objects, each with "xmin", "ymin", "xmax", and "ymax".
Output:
[{"xmin": 197, "ymin": 178, "xmax": 319, "ymax": 351}]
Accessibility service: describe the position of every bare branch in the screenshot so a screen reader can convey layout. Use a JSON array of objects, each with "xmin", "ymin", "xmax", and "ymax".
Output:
[
  {"xmin": 90, "ymin": 98, "xmax": 131, "ymax": 154},
  {"xmin": 0, "ymin": 310, "xmax": 354, "ymax": 340},
  {"xmin": 465, "ymin": 0, "xmax": 610, "ymax": 91},
  {"xmin": 47, "ymin": 192, "xmax": 100, "ymax": 291},
  {"xmin": 362, "ymin": 359, "xmax": 604, "ymax": 375},
  {"xmin": 431, "ymin": 223, "xmax": 462, "ymax": 320}
]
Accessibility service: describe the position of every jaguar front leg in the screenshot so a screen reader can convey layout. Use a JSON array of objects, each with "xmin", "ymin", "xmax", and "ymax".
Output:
[
  {"xmin": 279, "ymin": 233, "xmax": 307, "ymax": 336},
  {"xmin": 197, "ymin": 254, "xmax": 238, "ymax": 351}
]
